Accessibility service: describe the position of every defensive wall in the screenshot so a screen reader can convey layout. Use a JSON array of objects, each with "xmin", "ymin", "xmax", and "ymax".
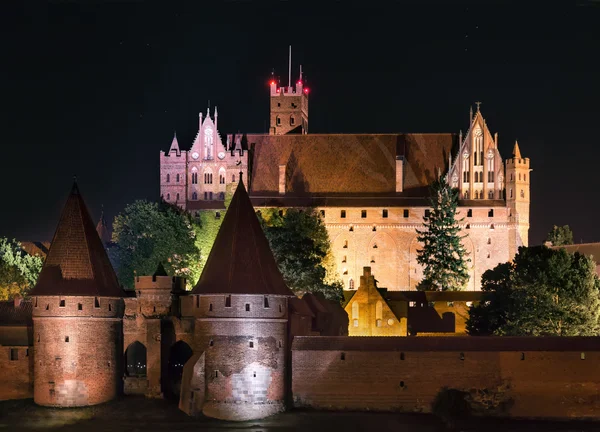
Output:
[{"xmin": 292, "ymin": 336, "xmax": 600, "ymax": 419}]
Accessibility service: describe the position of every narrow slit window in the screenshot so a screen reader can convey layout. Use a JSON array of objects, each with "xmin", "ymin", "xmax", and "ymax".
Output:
[
  {"xmin": 225, "ymin": 295, "xmax": 231, "ymax": 307},
  {"xmin": 403, "ymin": 209, "xmax": 409, "ymax": 218},
  {"xmin": 249, "ymin": 341, "xmax": 254, "ymax": 348},
  {"xmin": 209, "ymin": 340, "xmax": 214, "ymax": 347},
  {"xmin": 341, "ymin": 352, "xmax": 345, "ymax": 360},
  {"xmin": 341, "ymin": 210, "xmax": 346, "ymax": 218},
  {"xmin": 382, "ymin": 209, "xmax": 388, "ymax": 218},
  {"xmin": 245, "ymin": 303, "xmax": 250, "ymax": 312},
  {"xmin": 264, "ymin": 296, "xmax": 270, "ymax": 308},
  {"xmin": 65, "ymin": 336, "xmax": 69, "ymax": 343},
  {"xmin": 59, "ymin": 299, "xmax": 65, "ymax": 307},
  {"xmin": 400, "ymin": 352, "xmax": 405, "ymax": 360},
  {"xmin": 209, "ymin": 303, "xmax": 213, "ymax": 312},
  {"xmin": 94, "ymin": 297, "xmax": 100, "ymax": 308},
  {"xmin": 78, "ymin": 303, "xmax": 82, "ymax": 311}
]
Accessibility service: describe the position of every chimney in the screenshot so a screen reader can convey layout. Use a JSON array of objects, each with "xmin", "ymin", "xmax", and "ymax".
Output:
[
  {"xmin": 279, "ymin": 165, "xmax": 286, "ymax": 195},
  {"xmin": 396, "ymin": 156, "xmax": 404, "ymax": 193}
]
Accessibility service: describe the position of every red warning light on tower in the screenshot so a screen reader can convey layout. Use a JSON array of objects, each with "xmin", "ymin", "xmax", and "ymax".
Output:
[
  {"xmin": 270, "ymin": 80, "xmax": 276, "ymax": 86},
  {"xmin": 304, "ymin": 88, "xmax": 309, "ymax": 94}
]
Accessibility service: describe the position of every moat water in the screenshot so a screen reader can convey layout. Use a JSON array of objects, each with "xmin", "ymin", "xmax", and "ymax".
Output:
[{"xmin": 1, "ymin": 398, "xmax": 599, "ymax": 432}]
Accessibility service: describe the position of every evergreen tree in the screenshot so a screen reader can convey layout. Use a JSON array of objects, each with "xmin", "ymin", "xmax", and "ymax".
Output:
[
  {"xmin": 467, "ymin": 246, "xmax": 600, "ymax": 336},
  {"xmin": 416, "ymin": 177, "xmax": 470, "ymax": 291},
  {"xmin": 546, "ymin": 224, "xmax": 574, "ymax": 246}
]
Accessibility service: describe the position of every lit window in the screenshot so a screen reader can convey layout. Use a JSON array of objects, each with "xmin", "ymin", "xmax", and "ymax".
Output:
[{"xmin": 409, "ymin": 301, "xmax": 416, "ymax": 307}]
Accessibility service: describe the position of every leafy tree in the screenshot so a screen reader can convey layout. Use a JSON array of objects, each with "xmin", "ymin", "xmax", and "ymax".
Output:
[
  {"xmin": 546, "ymin": 224, "xmax": 574, "ymax": 246},
  {"xmin": 193, "ymin": 184, "xmax": 235, "ymax": 274},
  {"xmin": 416, "ymin": 177, "xmax": 470, "ymax": 291},
  {"xmin": 258, "ymin": 208, "xmax": 343, "ymax": 301},
  {"xmin": 111, "ymin": 201, "xmax": 201, "ymax": 290},
  {"xmin": 467, "ymin": 246, "xmax": 600, "ymax": 336},
  {"xmin": 0, "ymin": 238, "xmax": 44, "ymax": 300}
]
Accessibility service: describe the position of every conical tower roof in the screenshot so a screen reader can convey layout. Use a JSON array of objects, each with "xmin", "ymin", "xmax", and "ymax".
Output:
[
  {"xmin": 96, "ymin": 208, "xmax": 111, "ymax": 245},
  {"xmin": 192, "ymin": 178, "xmax": 294, "ymax": 296},
  {"xmin": 29, "ymin": 183, "xmax": 124, "ymax": 297},
  {"xmin": 512, "ymin": 140, "xmax": 522, "ymax": 159}
]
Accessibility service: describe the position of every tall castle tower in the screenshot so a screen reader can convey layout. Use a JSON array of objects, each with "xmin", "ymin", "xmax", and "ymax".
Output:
[
  {"xmin": 269, "ymin": 49, "xmax": 309, "ymax": 135},
  {"xmin": 506, "ymin": 140, "xmax": 531, "ymax": 255},
  {"xmin": 180, "ymin": 177, "xmax": 295, "ymax": 421},
  {"xmin": 29, "ymin": 182, "xmax": 125, "ymax": 407}
]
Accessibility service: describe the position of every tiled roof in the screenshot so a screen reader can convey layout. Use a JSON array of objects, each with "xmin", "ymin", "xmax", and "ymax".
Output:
[
  {"xmin": 292, "ymin": 336, "xmax": 600, "ymax": 352},
  {"xmin": 247, "ymin": 133, "xmax": 457, "ymax": 197},
  {"xmin": 0, "ymin": 300, "xmax": 32, "ymax": 326},
  {"xmin": 19, "ymin": 241, "xmax": 50, "ymax": 258},
  {"xmin": 28, "ymin": 183, "xmax": 125, "ymax": 298},
  {"xmin": 96, "ymin": 211, "xmax": 112, "ymax": 245},
  {"xmin": 289, "ymin": 297, "xmax": 314, "ymax": 317},
  {"xmin": 191, "ymin": 179, "xmax": 294, "ymax": 296},
  {"xmin": 552, "ymin": 243, "xmax": 600, "ymax": 275}
]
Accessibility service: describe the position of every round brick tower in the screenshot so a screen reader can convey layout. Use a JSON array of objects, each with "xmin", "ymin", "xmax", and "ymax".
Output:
[
  {"xmin": 183, "ymin": 177, "xmax": 295, "ymax": 421},
  {"xmin": 29, "ymin": 183, "xmax": 125, "ymax": 407}
]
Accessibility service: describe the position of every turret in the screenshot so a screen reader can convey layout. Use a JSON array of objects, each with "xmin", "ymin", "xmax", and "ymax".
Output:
[
  {"xmin": 29, "ymin": 182, "xmax": 125, "ymax": 407},
  {"xmin": 179, "ymin": 177, "xmax": 295, "ymax": 421},
  {"xmin": 505, "ymin": 140, "xmax": 531, "ymax": 256},
  {"xmin": 269, "ymin": 48, "xmax": 309, "ymax": 135}
]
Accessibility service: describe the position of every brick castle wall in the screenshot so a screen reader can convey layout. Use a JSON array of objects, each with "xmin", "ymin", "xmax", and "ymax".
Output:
[
  {"xmin": 292, "ymin": 338, "xmax": 600, "ymax": 419},
  {"xmin": 0, "ymin": 346, "xmax": 32, "ymax": 400}
]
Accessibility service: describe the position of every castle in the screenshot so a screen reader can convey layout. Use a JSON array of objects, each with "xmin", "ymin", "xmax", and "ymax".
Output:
[
  {"xmin": 1, "ymin": 67, "xmax": 599, "ymax": 422},
  {"xmin": 160, "ymin": 73, "xmax": 531, "ymax": 292},
  {"xmin": 1, "ymin": 181, "xmax": 598, "ymax": 421}
]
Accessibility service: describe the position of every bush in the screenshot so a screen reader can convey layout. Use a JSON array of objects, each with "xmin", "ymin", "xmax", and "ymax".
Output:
[{"xmin": 431, "ymin": 387, "xmax": 471, "ymax": 429}]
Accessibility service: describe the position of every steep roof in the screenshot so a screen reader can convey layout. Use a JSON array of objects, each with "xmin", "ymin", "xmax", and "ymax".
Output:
[
  {"xmin": 247, "ymin": 133, "xmax": 457, "ymax": 197},
  {"xmin": 95, "ymin": 209, "xmax": 111, "ymax": 245},
  {"xmin": 0, "ymin": 300, "xmax": 32, "ymax": 326},
  {"xmin": 512, "ymin": 140, "xmax": 522, "ymax": 159},
  {"xmin": 192, "ymin": 179, "xmax": 294, "ymax": 296},
  {"xmin": 29, "ymin": 183, "xmax": 125, "ymax": 298}
]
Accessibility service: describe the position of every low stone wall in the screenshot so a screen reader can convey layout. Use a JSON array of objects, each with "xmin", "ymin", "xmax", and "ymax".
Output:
[
  {"xmin": 291, "ymin": 336, "xmax": 600, "ymax": 419},
  {"xmin": 123, "ymin": 376, "xmax": 148, "ymax": 396},
  {"xmin": 0, "ymin": 346, "xmax": 33, "ymax": 400}
]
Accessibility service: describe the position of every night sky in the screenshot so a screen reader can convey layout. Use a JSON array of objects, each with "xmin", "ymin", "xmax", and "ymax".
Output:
[{"xmin": 1, "ymin": 1, "xmax": 599, "ymax": 245}]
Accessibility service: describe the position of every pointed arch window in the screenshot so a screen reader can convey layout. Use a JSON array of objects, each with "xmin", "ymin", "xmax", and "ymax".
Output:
[
  {"xmin": 232, "ymin": 174, "xmax": 236, "ymax": 183},
  {"xmin": 176, "ymin": 193, "xmax": 180, "ymax": 201},
  {"xmin": 219, "ymin": 168, "xmax": 226, "ymax": 185},
  {"xmin": 349, "ymin": 278, "xmax": 355, "ymax": 290},
  {"xmin": 488, "ymin": 190, "xmax": 494, "ymax": 199},
  {"xmin": 166, "ymin": 174, "xmax": 170, "ymax": 183},
  {"xmin": 176, "ymin": 174, "xmax": 180, "ymax": 183},
  {"xmin": 167, "ymin": 193, "xmax": 170, "ymax": 201},
  {"xmin": 204, "ymin": 127, "xmax": 214, "ymax": 160},
  {"xmin": 192, "ymin": 192, "xmax": 197, "ymax": 200},
  {"xmin": 192, "ymin": 173, "xmax": 198, "ymax": 184}
]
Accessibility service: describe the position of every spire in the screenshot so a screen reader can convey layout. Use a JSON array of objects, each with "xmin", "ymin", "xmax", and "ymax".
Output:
[
  {"xmin": 29, "ymin": 182, "xmax": 124, "ymax": 297},
  {"xmin": 169, "ymin": 132, "xmax": 180, "ymax": 153},
  {"xmin": 513, "ymin": 140, "xmax": 522, "ymax": 159},
  {"xmin": 469, "ymin": 105, "xmax": 473, "ymax": 122},
  {"xmin": 192, "ymin": 178, "xmax": 294, "ymax": 296},
  {"xmin": 96, "ymin": 205, "xmax": 112, "ymax": 246},
  {"xmin": 153, "ymin": 262, "xmax": 168, "ymax": 277},
  {"xmin": 199, "ymin": 111, "xmax": 203, "ymax": 129}
]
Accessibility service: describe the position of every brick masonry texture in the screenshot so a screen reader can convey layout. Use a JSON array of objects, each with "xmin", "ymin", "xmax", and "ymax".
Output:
[
  {"xmin": 32, "ymin": 296, "xmax": 124, "ymax": 407},
  {"xmin": 291, "ymin": 337, "xmax": 600, "ymax": 418}
]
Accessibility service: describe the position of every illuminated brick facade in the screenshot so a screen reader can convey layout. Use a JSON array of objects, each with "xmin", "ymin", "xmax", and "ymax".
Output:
[{"xmin": 161, "ymin": 84, "xmax": 531, "ymax": 292}]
